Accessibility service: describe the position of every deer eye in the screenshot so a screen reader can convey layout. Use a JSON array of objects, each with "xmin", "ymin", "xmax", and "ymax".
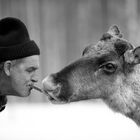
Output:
[{"xmin": 100, "ymin": 62, "xmax": 117, "ymax": 74}]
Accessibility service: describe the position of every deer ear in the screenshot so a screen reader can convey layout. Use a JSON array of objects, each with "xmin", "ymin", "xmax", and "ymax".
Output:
[
  {"xmin": 132, "ymin": 46, "xmax": 140, "ymax": 64},
  {"xmin": 124, "ymin": 46, "xmax": 140, "ymax": 64},
  {"xmin": 107, "ymin": 25, "xmax": 123, "ymax": 38}
]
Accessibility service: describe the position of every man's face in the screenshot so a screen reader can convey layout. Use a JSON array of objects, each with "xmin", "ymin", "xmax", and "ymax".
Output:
[{"xmin": 9, "ymin": 55, "xmax": 40, "ymax": 97}]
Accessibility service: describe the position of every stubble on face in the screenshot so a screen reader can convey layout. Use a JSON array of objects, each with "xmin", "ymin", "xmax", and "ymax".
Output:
[{"xmin": 9, "ymin": 55, "xmax": 40, "ymax": 97}]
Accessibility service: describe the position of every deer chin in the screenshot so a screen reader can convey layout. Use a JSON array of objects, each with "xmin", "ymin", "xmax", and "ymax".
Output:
[{"xmin": 44, "ymin": 90, "xmax": 69, "ymax": 104}]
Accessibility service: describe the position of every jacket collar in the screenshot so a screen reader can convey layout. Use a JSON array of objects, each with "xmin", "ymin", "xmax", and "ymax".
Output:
[{"xmin": 0, "ymin": 96, "xmax": 7, "ymax": 112}]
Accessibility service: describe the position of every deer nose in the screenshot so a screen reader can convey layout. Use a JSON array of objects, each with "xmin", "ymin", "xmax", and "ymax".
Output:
[{"xmin": 42, "ymin": 74, "xmax": 60, "ymax": 95}]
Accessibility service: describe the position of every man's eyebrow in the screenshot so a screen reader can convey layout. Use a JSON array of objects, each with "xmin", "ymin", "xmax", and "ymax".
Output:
[{"xmin": 26, "ymin": 66, "xmax": 38, "ymax": 71}]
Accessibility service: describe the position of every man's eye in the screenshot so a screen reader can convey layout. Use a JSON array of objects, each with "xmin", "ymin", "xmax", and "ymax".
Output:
[
  {"xmin": 26, "ymin": 69, "xmax": 33, "ymax": 73},
  {"xmin": 26, "ymin": 68, "xmax": 35, "ymax": 73}
]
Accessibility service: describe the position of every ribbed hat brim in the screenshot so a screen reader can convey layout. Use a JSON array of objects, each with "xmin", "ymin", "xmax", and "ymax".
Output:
[{"xmin": 0, "ymin": 40, "xmax": 40, "ymax": 62}]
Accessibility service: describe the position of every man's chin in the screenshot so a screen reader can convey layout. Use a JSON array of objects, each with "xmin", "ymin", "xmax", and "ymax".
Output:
[
  {"xmin": 24, "ymin": 91, "xmax": 31, "ymax": 97},
  {"xmin": 16, "ymin": 91, "xmax": 31, "ymax": 97}
]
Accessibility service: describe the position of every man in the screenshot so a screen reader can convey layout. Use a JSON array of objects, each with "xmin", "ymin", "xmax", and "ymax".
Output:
[{"xmin": 0, "ymin": 17, "xmax": 40, "ymax": 112}]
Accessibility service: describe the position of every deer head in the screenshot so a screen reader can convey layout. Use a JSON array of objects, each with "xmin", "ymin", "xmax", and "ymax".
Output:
[{"xmin": 42, "ymin": 25, "xmax": 140, "ymax": 126}]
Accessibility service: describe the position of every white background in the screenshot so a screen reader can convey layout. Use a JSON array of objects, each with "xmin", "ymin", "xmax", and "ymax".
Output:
[{"xmin": 0, "ymin": 101, "xmax": 140, "ymax": 140}]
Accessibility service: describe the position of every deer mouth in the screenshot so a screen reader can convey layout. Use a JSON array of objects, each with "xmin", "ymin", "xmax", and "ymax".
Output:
[
  {"xmin": 30, "ymin": 85, "xmax": 62, "ymax": 103},
  {"xmin": 42, "ymin": 75, "xmax": 72, "ymax": 104},
  {"xmin": 43, "ymin": 89, "xmax": 68, "ymax": 104}
]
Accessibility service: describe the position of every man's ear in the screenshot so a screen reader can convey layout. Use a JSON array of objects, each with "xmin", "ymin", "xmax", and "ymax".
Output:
[
  {"xmin": 3, "ymin": 61, "xmax": 12, "ymax": 76},
  {"xmin": 124, "ymin": 46, "xmax": 140, "ymax": 64}
]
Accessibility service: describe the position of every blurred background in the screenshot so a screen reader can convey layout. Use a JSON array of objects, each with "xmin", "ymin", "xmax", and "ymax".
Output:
[
  {"xmin": 2, "ymin": 0, "xmax": 140, "ymax": 103},
  {"xmin": 0, "ymin": 0, "xmax": 140, "ymax": 140}
]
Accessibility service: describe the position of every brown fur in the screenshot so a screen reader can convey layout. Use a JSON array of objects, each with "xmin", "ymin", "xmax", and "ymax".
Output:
[{"xmin": 43, "ymin": 25, "xmax": 140, "ymax": 126}]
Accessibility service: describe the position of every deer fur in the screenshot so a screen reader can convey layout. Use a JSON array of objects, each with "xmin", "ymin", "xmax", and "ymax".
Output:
[{"xmin": 43, "ymin": 25, "xmax": 140, "ymax": 126}]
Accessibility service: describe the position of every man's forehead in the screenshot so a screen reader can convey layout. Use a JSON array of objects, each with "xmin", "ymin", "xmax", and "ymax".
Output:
[
  {"xmin": 21, "ymin": 55, "xmax": 39, "ymax": 67},
  {"xmin": 23, "ymin": 55, "xmax": 39, "ymax": 62}
]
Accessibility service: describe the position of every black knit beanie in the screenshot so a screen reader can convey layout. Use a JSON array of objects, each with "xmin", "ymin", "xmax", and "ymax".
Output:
[{"xmin": 0, "ymin": 17, "xmax": 40, "ymax": 62}]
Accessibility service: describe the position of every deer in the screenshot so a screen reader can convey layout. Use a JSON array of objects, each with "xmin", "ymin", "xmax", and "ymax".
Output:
[{"xmin": 42, "ymin": 25, "xmax": 140, "ymax": 126}]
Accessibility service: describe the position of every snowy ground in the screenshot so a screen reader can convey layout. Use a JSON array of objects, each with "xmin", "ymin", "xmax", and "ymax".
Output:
[{"xmin": 0, "ymin": 101, "xmax": 140, "ymax": 140}]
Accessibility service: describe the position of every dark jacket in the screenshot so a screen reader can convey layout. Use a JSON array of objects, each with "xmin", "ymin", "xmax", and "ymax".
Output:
[{"xmin": 0, "ymin": 96, "xmax": 7, "ymax": 112}]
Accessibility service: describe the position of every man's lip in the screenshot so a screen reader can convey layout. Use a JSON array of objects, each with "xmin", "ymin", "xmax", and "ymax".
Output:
[
  {"xmin": 28, "ymin": 84, "xmax": 34, "ymax": 87},
  {"xmin": 29, "ymin": 86, "xmax": 33, "ymax": 92},
  {"xmin": 28, "ymin": 84, "xmax": 34, "ymax": 92}
]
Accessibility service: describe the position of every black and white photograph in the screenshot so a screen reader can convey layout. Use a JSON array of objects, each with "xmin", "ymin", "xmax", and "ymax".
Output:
[{"xmin": 0, "ymin": 0, "xmax": 140, "ymax": 140}]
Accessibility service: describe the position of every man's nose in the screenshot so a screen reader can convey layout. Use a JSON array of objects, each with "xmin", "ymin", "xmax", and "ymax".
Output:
[
  {"xmin": 31, "ymin": 79, "xmax": 38, "ymax": 83},
  {"xmin": 31, "ymin": 75, "xmax": 38, "ymax": 83}
]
